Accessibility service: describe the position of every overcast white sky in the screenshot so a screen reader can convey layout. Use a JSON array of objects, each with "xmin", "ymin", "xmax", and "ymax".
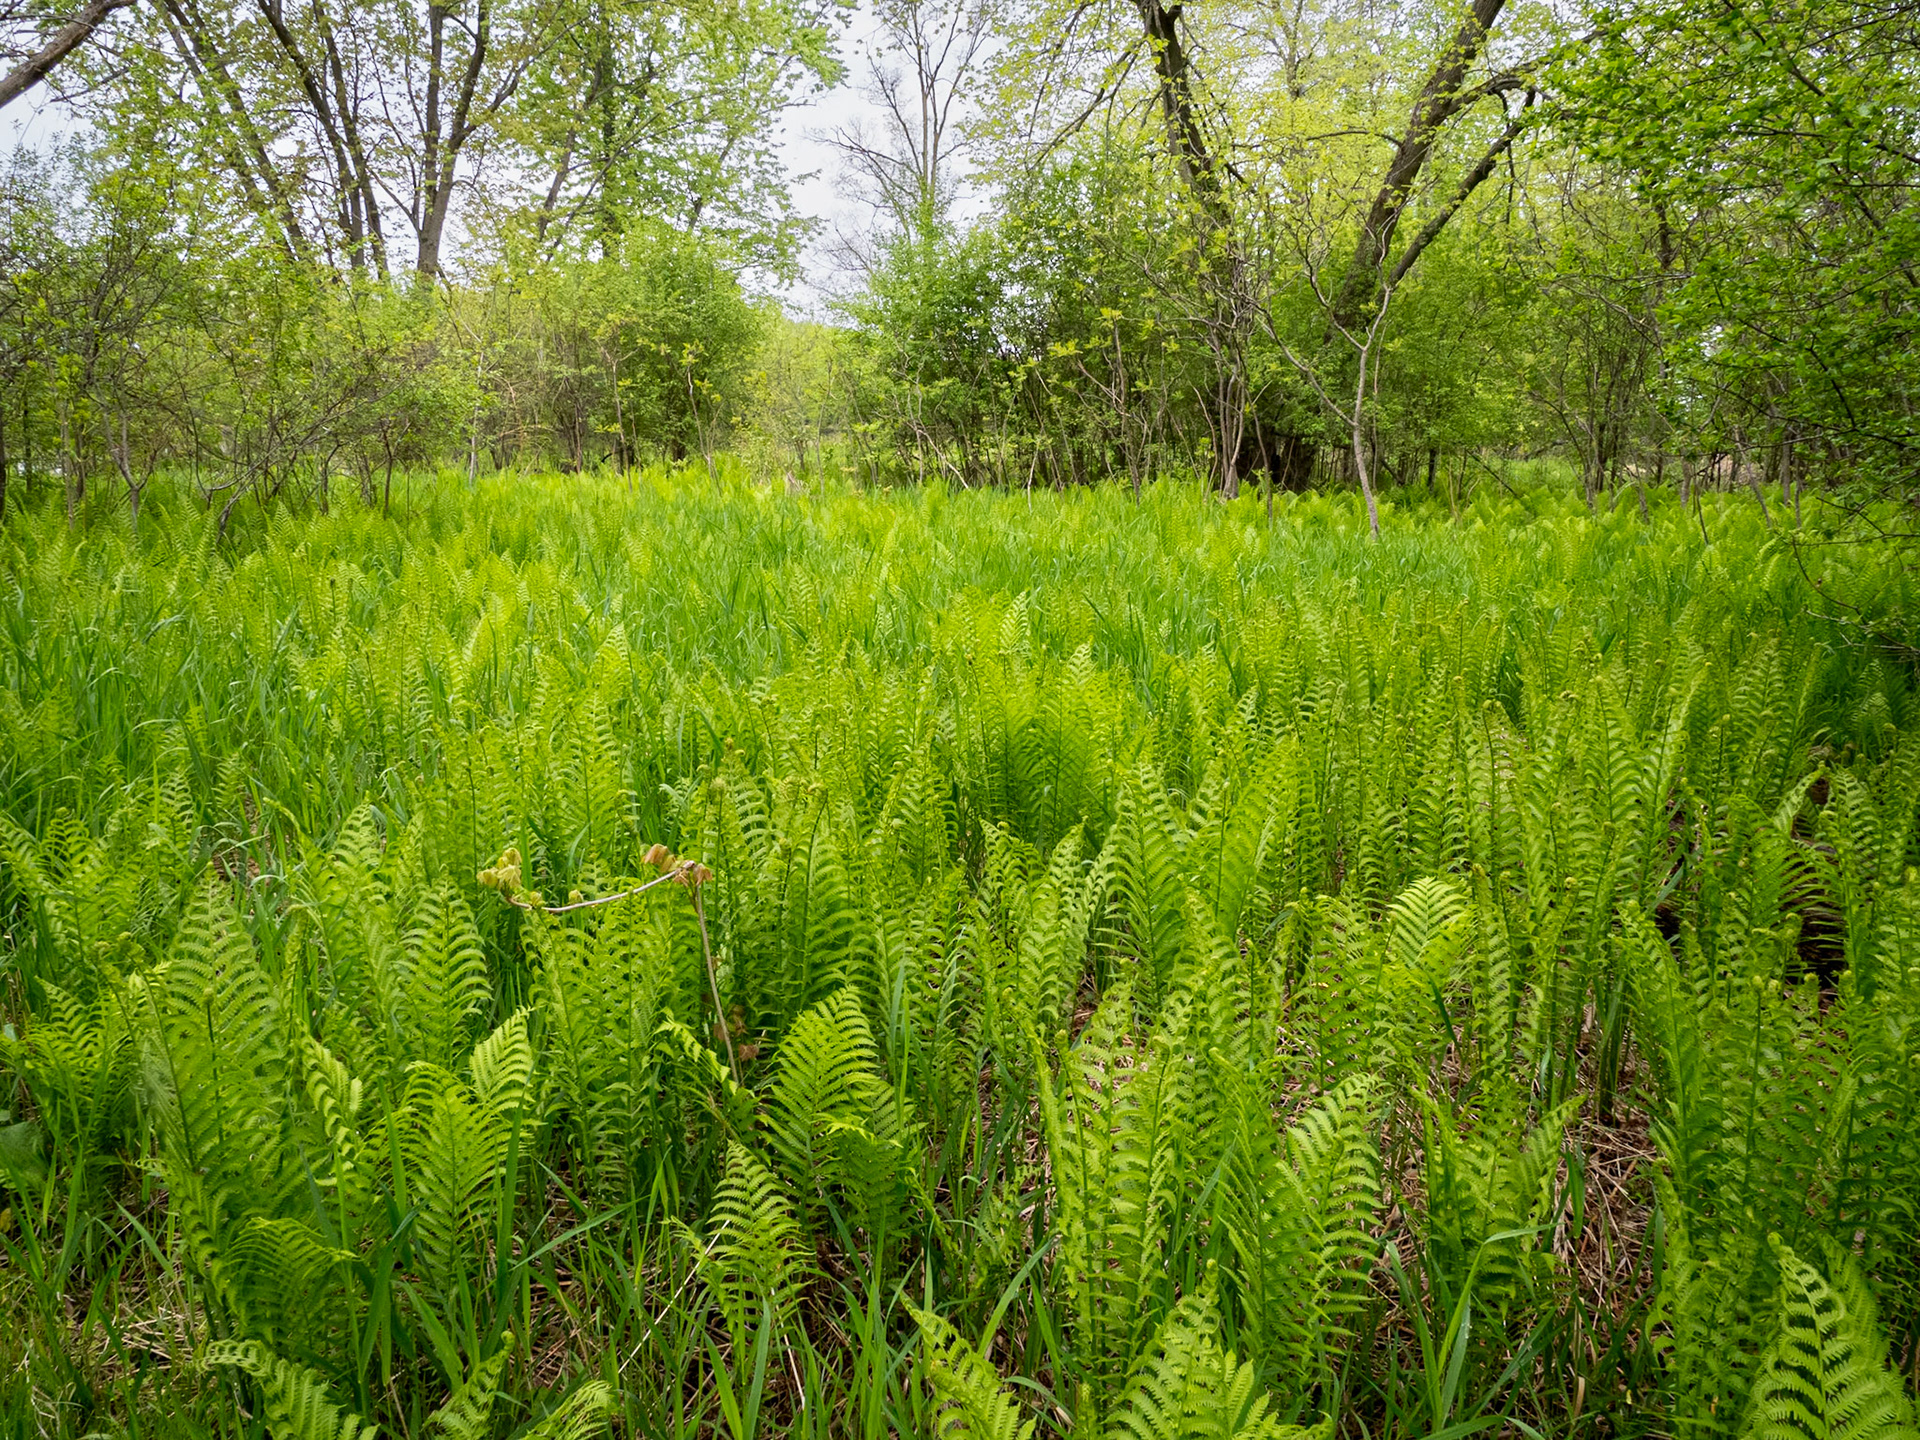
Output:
[
  {"xmin": 2, "ymin": 85, "xmax": 60, "ymax": 149},
  {"xmin": 771, "ymin": 38, "xmax": 887, "ymax": 315},
  {"xmin": 771, "ymin": 1, "xmax": 943, "ymax": 315}
]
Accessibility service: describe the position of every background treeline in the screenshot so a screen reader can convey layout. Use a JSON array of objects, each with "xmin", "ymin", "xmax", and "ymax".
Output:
[
  {"xmin": 0, "ymin": 0, "xmax": 844, "ymax": 526},
  {"xmin": 0, "ymin": 150, "xmax": 771, "ymax": 524},
  {"xmin": 1, "ymin": 0, "xmax": 1917, "ymax": 524}
]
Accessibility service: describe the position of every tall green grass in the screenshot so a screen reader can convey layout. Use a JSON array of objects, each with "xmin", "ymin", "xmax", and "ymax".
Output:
[{"xmin": 2, "ymin": 471, "xmax": 1917, "ymax": 1440}]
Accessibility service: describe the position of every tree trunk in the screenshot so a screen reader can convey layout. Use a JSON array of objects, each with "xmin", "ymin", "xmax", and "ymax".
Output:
[
  {"xmin": 418, "ymin": 4, "xmax": 449, "ymax": 275},
  {"xmin": 60, "ymin": 401, "xmax": 80, "ymax": 526},
  {"xmin": 606, "ymin": 341, "xmax": 627, "ymax": 469},
  {"xmin": 162, "ymin": 0, "xmax": 314, "ymax": 264},
  {"xmin": 1331, "ymin": 0, "xmax": 1512, "ymax": 337},
  {"xmin": 1136, "ymin": 1, "xmax": 1223, "ymax": 222},
  {"xmin": 1737, "ymin": 434, "xmax": 1773, "ymax": 526},
  {"xmin": 0, "ymin": 0, "xmax": 135, "ymax": 112},
  {"xmin": 1351, "ymin": 346, "xmax": 1380, "ymax": 536},
  {"xmin": 417, "ymin": 0, "xmax": 493, "ymax": 277},
  {"xmin": 1136, "ymin": 2, "xmax": 1262, "ymax": 499},
  {"xmin": 253, "ymin": 0, "xmax": 388, "ymax": 275},
  {"xmin": 593, "ymin": 7, "xmax": 619, "ymax": 258}
]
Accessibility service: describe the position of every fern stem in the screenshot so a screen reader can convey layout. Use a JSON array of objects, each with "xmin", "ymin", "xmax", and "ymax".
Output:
[{"xmin": 692, "ymin": 882, "xmax": 740, "ymax": 1085}]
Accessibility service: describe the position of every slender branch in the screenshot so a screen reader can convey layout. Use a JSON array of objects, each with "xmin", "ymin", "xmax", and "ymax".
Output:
[
  {"xmin": 1387, "ymin": 93, "xmax": 1536, "ymax": 289},
  {"xmin": 501, "ymin": 856, "xmax": 740, "ymax": 1083},
  {"xmin": 0, "ymin": 0, "xmax": 133, "ymax": 111},
  {"xmin": 690, "ymin": 885, "xmax": 739, "ymax": 1085},
  {"xmin": 500, "ymin": 861, "xmax": 694, "ymax": 913}
]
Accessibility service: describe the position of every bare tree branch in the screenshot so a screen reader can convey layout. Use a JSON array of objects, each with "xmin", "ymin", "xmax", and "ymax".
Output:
[{"xmin": 0, "ymin": 0, "xmax": 135, "ymax": 112}]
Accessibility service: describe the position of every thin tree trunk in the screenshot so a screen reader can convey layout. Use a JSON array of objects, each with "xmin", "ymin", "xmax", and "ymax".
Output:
[
  {"xmin": 607, "ymin": 341, "xmax": 626, "ymax": 469},
  {"xmin": 1136, "ymin": 1, "xmax": 1223, "ymax": 221},
  {"xmin": 60, "ymin": 401, "xmax": 79, "ymax": 525},
  {"xmin": 254, "ymin": 0, "xmax": 376, "ymax": 270},
  {"xmin": 536, "ymin": 137, "xmax": 576, "ymax": 244},
  {"xmin": 419, "ymin": 4, "xmax": 449, "ymax": 274},
  {"xmin": 593, "ymin": 8, "xmax": 619, "ymax": 257},
  {"xmin": 417, "ymin": 0, "xmax": 494, "ymax": 276},
  {"xmin": 467, "ymin": 400, "xmax": 483, "ymax": 486},
  {"xmin": 163, "ymin": 0, "xmax": 314, "ymax": 264},
  {"xmin": 1787, "ymin": 436, "xmax": 1801, "ymax": 526},
  {"xmin": 1136, "ymin": 1, "xmax": 1256, "ymax": 499},
  {"xmin": 1738, "ymin": 436, "xmax": 1772, "ymax": 526},
  {"xmin": 1352, "ymin": 344, "xmax": 1379, "ymax": 536},
  {"xmin": 112, "ymin": 407, "xmax": 141, "ymax": 535}
]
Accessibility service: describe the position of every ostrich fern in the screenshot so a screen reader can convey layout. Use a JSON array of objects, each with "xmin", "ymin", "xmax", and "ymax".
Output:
[{"xmin": 2, "ymin": 476, "xmax": 1919, "ymax": 1437}]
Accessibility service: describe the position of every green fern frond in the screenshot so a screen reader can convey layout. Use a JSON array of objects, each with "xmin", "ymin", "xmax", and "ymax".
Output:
[
  {"xmin": 1184, "ymin": 758, "xmax": 1276, "ymax": 940},
  {"xmin": 761, "ymin": 989, "xmax": 908, "ymax": 1234},
  {"xmin": 912, "ymin": 1308, "xmax": 1036, "ymax": 1440},
  {"xmin": 1107, "ymin": 1292, "xmax": 1323, "ymax": 1440},
  {"xmin": 429, "ymin": 1348, "xmax": 510, "ymax": 1440},
  {"xmin": 1739, "ymin": 1238, "xmax": 1919, "ymax": 1440},
  {"xmin": 694, "ymin": 1142, "xmax": 815, "ymax": 1353},
  {"xmin": 1219, "ymin": 1071, "xmax": 1381, "ymax": 1393},
  {"xmin": 514, "ymin": 1380, "xmax": 614, "ymax": 1440},
  {"xmin": 1103, "ymin": 765, "xmax": 1189, "ymax": 1014},
  {"xmin": 303, "ymin": 1037, "xmax": 372, "ymax": 1217},
  {"xmin": 140, "ymin": 882, "xmax": 301, "ymax": 1233},
  {"xmin": 399, "ymin": 1016, "xmax": 539, "ymax": 1292},
  {"xmin": 401, "ymin": 883, "xmax": 492, "ymax": 1070},
  {"xmin": 205, "ymin": 1339, "xmax": 377, "ymax": 1440},
  {"xmin": 469, "ymin": 1008, "xmax": 540, "ymax": 1121},
  {"xmin": 1284, "ymin": 1075, "xmax": 1384, "ymax": 1327},
  {"xmin": 1385, "ymin": 876, "xmax": 1470, "ymax": 978}
]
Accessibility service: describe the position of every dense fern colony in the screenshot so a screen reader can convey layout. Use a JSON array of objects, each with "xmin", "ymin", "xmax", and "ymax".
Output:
[{"xmin": 3, "ymin": 475, "xmax": 1920, "ymax": 1440}]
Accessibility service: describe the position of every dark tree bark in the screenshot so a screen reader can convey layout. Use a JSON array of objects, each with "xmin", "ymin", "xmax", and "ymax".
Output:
[
  {"xmin": 253, "ymin": 0, "xmax": 388, "ymax": 275},
  {"xmin": 1135, "ymin": 1, "xmax": 1257, "ymax": 494},
  {"xmin": 1300, "ymin": 0, "xmax": 1535, "ymax": 536},
  {"xmin": 1135, "ymin": 0, "xmax": 1223, "ymax": 220},
  {"xmin": 0, "ymin": 0, "xmax": 134, "ymax": 111},
  {"xmin": 417, "ymin": 0, "xmax": 496, "ymax": 276},
  {"xmin": 591, "ymin": 4, "xmax": 618, "ymax": 256},
  {"xmin": 1330, "ymin": 0, "xmax": 1524, "ymax": 334}
]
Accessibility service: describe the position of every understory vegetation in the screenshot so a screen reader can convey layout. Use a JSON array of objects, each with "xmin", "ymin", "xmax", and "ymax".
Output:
[{"xmin": 3, "ymin": 473, "xmax": 1920, "ymax": 1438}]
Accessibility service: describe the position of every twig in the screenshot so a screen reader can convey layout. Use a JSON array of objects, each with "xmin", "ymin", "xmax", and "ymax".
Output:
[
  {"xmin": 501, "ymin": 856, "xmax": 740, "ymax": 1084},
  {"xmin": 502, "ymin": 863, "xmax": 692, "ymax": 913}
]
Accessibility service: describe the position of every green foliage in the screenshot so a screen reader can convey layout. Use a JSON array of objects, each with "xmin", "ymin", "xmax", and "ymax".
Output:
[
  {"xmin": 1740, "ymin": 1240, "xmax": 1919, "ymax": 1440},
  {"xmin": 694, "ymin": 1143, "xmax": 814, "ymax": 1357},
  {"xmin": 1105, "ymin": 1294, "xmax": 1325, "ymax": 1440},
  {"xmin": 1560, "ymin": 0, "xmax": 1920, "ymax": 490},
  {"xmin": 916, "ymin": 1310, "xmax": 1038, "ymax": 1440},
  {"xmin": 205, "ymin": 1341, "xmax": 377, "ymax": 1440},
  {"xmin": 1, "ymin": 472, "xmax": 1918, "ymax": 1439}
]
